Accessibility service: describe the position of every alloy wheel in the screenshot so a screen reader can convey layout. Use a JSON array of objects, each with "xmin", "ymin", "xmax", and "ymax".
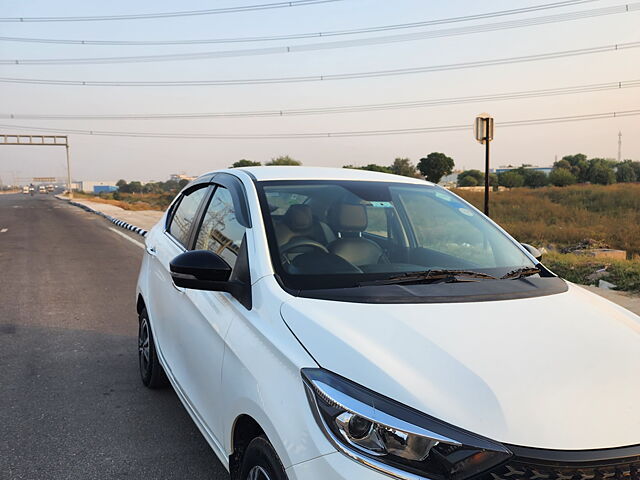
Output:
[
  {"xmin": 138, "ymin": 318, "xmax": 150, "ymax": 372},
  {"xmin": 247, "ymin": 466, "xmax": 272, "ymax": 480}
]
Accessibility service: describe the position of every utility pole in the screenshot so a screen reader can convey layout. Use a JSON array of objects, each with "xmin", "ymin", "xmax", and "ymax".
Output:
[
  {"xmin": 65, "ymin": 144, "xmax": 73, "ymax": 199},
  {"xmin": 618, "ymin": 131, "xmax": 622, "ymax": 162}
]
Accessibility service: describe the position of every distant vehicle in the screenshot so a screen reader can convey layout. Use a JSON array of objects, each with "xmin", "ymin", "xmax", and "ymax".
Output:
[
  {"xmin": 22, "ymin": 186, "xmax": 29, "ymax": 194},
  {"xmin": 46, "ymin": 185, "xmax": 54, "ymax": 193},
  {"xmin": 136, "ymin": 167, "xmax": 640, "ymax": 480},
  {"xmin": 38, "ymin": 185, "xmax": 47, "ymax": 194}
]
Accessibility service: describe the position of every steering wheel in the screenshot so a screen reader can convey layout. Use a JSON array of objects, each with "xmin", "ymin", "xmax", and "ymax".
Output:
[{"xmin": 280, "ymin": 237, "xmax": 329, "ymax": 262}]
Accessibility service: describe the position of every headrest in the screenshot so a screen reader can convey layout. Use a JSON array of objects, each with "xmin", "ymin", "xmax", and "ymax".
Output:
[
  {"xmin": 283, "ymin": 204, "xmax": 313, "ymax": 232},
  {"xmin": 329, "ymin": 204, "xmax": 368, "ymax": 232}
]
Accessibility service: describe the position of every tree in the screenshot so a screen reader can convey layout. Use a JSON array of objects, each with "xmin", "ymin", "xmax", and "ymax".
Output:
[
  {"xmin": 587, "ymin": 159, "xmax": 616, "ymax": 185},
  {"xmin": 128, "ymin": 181, "xmax": 143, "ymax": 193},
  {"xmin": 390, "ymin": 157, "xmax": 419, "ymax": 177},
  {"xmin": 457, "ymin": 169, "xmax": 484, "ymax": 187},
  {"xmin": 498, "ymin": 171, "xmax": 524, "ymax": 188},
  {"xmin": 522, "ymin": 170, "xmax": 549, "ymax": 188},
  {"xmin": 549, "ymin": 168, "xmax": 577, "ymax": 187},
  {"xmin": 266, "ymin": 155, "xmax": 301, "ymax": 166},
  {"xmin": 458, "ymin": 175, "xmax": 478, "ymax": 187},
  {"xmin": 630, "ymin": 160, "xmax": 640, "ymax": 180},
  {"xmin": 417, "ymin": 152, "xmax": 454, "ymax": 183},
  {"xmin": 115, "ymin": 179, "xmax": 129, "ymax": 193},
  {"xmin": 231, "ymin": 159, "xmax": 261, "ymax": 168},
  {"xmin": 553, "ymin": 159, "xmax": 571, "ymax": 170},
  {"xmin": 616, "ymin": 160, "xmax": 638, "ymax": 183},
  {"xmin": 178, "ymin": 179, "xmax": 190, "ymax": 190},
  {"xmin": 560, "ymin": 153, "xmax": 589, "ymax": 182}
]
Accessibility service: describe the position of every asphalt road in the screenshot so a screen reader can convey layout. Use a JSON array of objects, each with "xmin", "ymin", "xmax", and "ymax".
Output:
[{"xmin": 0, "ymin": 194, "xmax": 227, "ymax": 480}]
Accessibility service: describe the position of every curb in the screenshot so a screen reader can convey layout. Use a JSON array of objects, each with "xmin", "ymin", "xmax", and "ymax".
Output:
[{"xmin": 56, "ymin": 196, "xmax": 148, "ymax": 237}]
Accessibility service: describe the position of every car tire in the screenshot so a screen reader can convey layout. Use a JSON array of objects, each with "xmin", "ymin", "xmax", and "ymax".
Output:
[
  {"xmin": 138, "ymin": 308, "xmax": 169, "ymax": 389},
  {"xmin": 239, "ymin": 436, "xmax": 288, "ymax": 480}
]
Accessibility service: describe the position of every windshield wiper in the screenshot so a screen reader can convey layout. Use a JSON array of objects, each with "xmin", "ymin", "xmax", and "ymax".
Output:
[
  {"xmin": 500, "ymin": 267, "xmax": 541, "ymax": 280},
  {"xmin": 358, "ymin": 269, "xmax": 497, "ymax": 287}
]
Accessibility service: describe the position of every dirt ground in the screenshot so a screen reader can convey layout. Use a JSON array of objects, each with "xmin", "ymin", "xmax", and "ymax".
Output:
[{"xmin": 65, "ymin": 197, "xmax": 164, "ymax": 231}]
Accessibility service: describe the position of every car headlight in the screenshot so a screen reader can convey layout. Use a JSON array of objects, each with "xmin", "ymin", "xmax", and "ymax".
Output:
[{"xmin": 302, "ymin": 368, "xmax": 512, "ymax": 480}]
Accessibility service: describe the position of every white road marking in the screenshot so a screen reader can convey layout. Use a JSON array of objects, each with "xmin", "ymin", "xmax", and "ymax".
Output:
[
  {"xmin": 0, "ymin": 228, "xmax": 7, "ymax": 233},
  {"xmin": 108, "ymin": 227, "xmax": 145, "ymax": 249}
]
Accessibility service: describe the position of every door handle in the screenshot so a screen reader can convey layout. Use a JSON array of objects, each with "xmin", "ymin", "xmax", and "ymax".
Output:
[{"xmin": 146, "ymin": 246, "xmax": 157, "ymax": 256}]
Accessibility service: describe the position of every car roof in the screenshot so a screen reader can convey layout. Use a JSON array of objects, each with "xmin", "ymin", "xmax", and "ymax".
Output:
[{"xmin": 203, "ymin": 166, "xmax": 433, "ymax": 185}]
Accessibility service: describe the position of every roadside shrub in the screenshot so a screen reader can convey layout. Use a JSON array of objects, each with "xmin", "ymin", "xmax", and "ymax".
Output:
[
  {"xmin": 549, "ymin": 168, "xmax": 577, "ymax": 186},
  {"xmin": 544, "ymin": 251, "xmax": 640, "ymax": 292}
]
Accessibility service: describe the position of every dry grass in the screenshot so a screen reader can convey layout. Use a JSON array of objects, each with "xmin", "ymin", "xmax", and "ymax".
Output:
[
  {"xmin": 454, "ymin": 183, "xmax": 640, "ymax": 256},
  {"xmin": 74, "ymin": 192, "xmax": 172, "ymax": 211}
]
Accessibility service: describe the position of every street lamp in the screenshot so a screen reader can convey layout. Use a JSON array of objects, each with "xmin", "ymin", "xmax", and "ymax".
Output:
[{"xmin": 474, "ymin": 113, "xmax": 494, "ymax": 216}]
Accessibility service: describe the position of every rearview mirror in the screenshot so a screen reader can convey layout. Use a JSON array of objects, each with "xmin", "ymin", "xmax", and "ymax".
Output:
[
  {"xmin": 170, "ymin": 250, "xmax": 232, "ymax": 290},
  {"xmin": 521, "ymin": 243, "xmax": 543, "ymax": 262}
]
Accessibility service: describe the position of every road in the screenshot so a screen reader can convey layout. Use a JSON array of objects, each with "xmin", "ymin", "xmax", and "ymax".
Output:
[{"xmin": 0, "ymin": 194, "xmax": 227, "ymax": 480}]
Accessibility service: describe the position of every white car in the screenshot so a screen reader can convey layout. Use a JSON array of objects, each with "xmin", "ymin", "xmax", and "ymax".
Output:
[{"xmin": 136, "ymin": 167, "xmax": 639, "ymax": 480}]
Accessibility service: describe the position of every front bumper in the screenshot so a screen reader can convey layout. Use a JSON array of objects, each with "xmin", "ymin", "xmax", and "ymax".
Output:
[
  {"xmin": 286, "ymin": 444, "xmax": 640, "ymax": 480},
  {"xmin": 286, "ymin": 452, "xmax": 393, "ymax": 480}
]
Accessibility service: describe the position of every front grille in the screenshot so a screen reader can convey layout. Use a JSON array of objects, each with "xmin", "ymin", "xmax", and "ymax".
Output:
[{"xmin": 484, "ymin": 458, "xmax": 640, "ymax": 480}]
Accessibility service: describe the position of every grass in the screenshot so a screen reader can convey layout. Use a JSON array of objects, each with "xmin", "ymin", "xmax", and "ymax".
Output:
[
  {"xmin": 73, "ymin": 191, "xmax": 173, "ymax": 211},
  {"xmin": 543, "ymin": 251, "xmax": 640, "ymax": 292},
  {"xmin": 454, "ymin": 183, "xmax": 640, "ymax": 257}
]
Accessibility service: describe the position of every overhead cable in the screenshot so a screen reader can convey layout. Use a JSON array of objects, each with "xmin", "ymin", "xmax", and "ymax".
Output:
[
  {"xmin": 4, "ymin": 4, "xmax": 638, "ymax": 65},
  {"xmin": 1, "ymin": 41, "xmax": 638, "ymax": 86},
  {"xmin": 0, "ymin": 0, "xmax": 603, "ymax": 43},
  {"xmin": 3, "ymin": 79, "xmax": 638, "ymax": 120},
  {"xmin": 0, "ymin": 0, "xmax": 342, "ymax": 23},
  {"xmin": 1, "ymin": 110, "xmax": 638, "ymax": 139}
]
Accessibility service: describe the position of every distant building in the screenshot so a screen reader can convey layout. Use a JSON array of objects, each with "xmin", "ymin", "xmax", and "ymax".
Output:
[
  {"xmin": 492, "ymin": 165, "xmax": 553, "ymax": 175},
  {"xmin": 170, "ymin": 173, "xmax": 196, "ymax": 182},
  {"xmin": 76, "ymin": 180, "xmax": 118, "ymax": 193}
]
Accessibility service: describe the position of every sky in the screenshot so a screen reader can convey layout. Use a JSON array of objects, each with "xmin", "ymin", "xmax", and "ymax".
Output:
[{"xmin": 0, "ymin": 0, "xmax": 639, "ymax": 184}]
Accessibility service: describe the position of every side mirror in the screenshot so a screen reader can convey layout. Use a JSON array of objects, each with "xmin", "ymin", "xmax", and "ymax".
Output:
[
  {"xmin": 170, "ymin": 250, "xmax": 233, "ymax": 290},
  {"xmin": 521, "ymin": 243, "xmax": 543, "ymax": 262}
]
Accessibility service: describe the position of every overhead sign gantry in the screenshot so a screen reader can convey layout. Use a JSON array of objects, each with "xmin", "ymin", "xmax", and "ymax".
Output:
[{"xmin": 0, "ymin": 134, "xmax": 73, "ymax": 198}]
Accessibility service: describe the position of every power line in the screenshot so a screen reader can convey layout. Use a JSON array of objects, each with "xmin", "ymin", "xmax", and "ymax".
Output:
[
  {"xmin": 5, "ymin": 4, "xmax": 638, "ymax": 65},
  {"xmin": 0, "ymin": 0, "xmax": 602, "ymax": 44},
  {"xmin": 2, "ymin": 41, "xmax": 639, "ymax": 87},
  {"xmin": 0, "ymin": 0, "xmax": 342, "ymax": 23},
  {"xmin": 3, "ymin": 79, "xmax": 639, "ymax": 120},
  {"xmin": 1, "ymin": 110, "xmax": 638, "ymax": 139}
]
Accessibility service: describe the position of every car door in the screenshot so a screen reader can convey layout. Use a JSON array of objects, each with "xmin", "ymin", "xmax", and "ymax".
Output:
[
  {"xmin": 146, "ymin": 183, "xmax": 210, "ymax": 381},
  {"xmin": 169, "ymin": 181, "xmax": 250, "ymax": 446}
]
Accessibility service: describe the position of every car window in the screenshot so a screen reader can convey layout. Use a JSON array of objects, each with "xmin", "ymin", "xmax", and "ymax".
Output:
[
  {"xmin": 396, "ymin": 189, "xmax": 507, "ymax": 267},
  {"xmin": 168, "ymin": 187, "xmax": 208, "ymax": 247},
  {"xmin": 195, "ymin": 186, "xmax": 246, "ymax": 268},
  {"xmin": 364, "ymin": 206, "xmax": 388, "ymax": 238}
]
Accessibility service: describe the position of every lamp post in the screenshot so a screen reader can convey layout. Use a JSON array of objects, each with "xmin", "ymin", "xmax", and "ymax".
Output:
[{"xmin": 474, "ymin": 114, "xmax": 494, "ymax": 216}]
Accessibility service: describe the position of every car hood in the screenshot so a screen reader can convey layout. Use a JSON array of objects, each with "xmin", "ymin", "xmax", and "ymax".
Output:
[{"xmin": 281, "ymin": 283, "xmax": 640, "ymax": 450}]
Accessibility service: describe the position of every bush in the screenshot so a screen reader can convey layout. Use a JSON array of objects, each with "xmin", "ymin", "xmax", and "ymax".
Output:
[
  {"xmin": 549, "ymin": 168, "xmax": 577, "ymax": 186},
  {"xmin": 616, "ymin": 161, "xmax": 637, "ymax": 183},
  {"xmin": 457, "ymin": 169, "xmax": 483, "ymax": 187},
  {"xmin": 544, "ymin": 251, "xmax": 640, "ymax": 292},
  {"xmin": 458, "ymin": 175, "xmax": 478, "ymax": 187},
  {"xmin": 454, "ymin": 183, "xmax": 640, "ymax": 256},
  {"xmin": 523, "ymin": 170, "xmax": 549, "ymax": 188},
  {"xmin": 498, "ymin": 171, "xmax": 524, "ymax": 188}
]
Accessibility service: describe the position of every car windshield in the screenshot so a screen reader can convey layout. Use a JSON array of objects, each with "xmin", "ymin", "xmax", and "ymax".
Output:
[{"xmin": 257, "ymin": 180, "xmax": 536, "ymax": 290}]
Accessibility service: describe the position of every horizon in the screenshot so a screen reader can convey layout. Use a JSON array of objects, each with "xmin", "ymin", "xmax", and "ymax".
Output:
[{"xmin": 1, "ymin": 0, "xmax": 639, "ymax": 183}]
